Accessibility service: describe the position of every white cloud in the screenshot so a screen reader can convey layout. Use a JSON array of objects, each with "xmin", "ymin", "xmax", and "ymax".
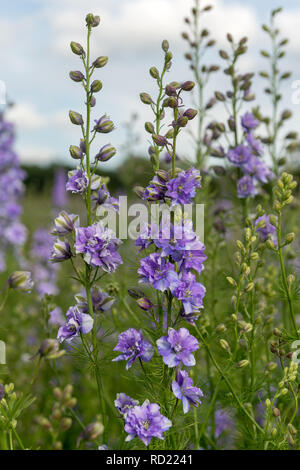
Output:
[
  {"xmin": 7, "ymin": 103, "xmax": 47, "ymax": 130},
  {"xmin": 16, "ymin": 144, "xmax": 55, "ymax": 165}
]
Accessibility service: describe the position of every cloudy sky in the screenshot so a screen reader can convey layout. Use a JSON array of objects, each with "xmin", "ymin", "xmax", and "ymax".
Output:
[{"xmin": 1, "ymin": 0, "xmax": 300, "ymax": 168}]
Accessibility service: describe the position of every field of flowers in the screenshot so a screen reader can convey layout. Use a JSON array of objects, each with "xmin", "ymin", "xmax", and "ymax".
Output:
[{"xmin": 0, "ymin": 2, "xmax": 300, "ymax": 452}]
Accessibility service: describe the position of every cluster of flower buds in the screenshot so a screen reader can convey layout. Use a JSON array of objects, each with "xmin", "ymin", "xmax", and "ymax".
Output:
[
  {"xmin": 273, "ymin": 172, "xmax": 297, "ymax": 212},
  {"xmin": 35, "ymin": 384, "xmax": 77, "ymax": 450}
]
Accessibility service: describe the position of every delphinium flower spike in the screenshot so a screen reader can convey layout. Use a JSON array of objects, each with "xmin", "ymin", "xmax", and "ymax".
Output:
[{"xmin": 49, "ymin": 13, "xmax": 122, "ymax": 435}]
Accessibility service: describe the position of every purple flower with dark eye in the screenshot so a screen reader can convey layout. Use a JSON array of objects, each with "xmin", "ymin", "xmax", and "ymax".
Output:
[
  {"xmin": 241, "ymin": 112, "xmax": 259, "ymax": 132},
  {"xmin": 112, "ymin": 328, "xmax": 154, "ymax": 369},
  {"xmin": 157, "ymin": 327, "xmax": 199, "ymax": 367},
  {"xmin": 75, "ymin": 286, "xmax": 115, "ymax": 314},
  {"xmin": 166, "ymin": 168, "xmax": 201, "ymax": 205},
  {"xmin": 237, "ymin": 175, "xmax": 257, "ymax": 198},
  {"xmin": 143, "ymin": 176, "xmax": 167, "ymax": 202},
  {"xmin": 227, "ymin": 145, "xmax": 252, "ymax": 166},
  {"xmin": 246, "ymin": 132, "xmax": 263, "ymax": 156},
  {"xmin": 57, "ymin": 306, "xmax": 94, "ymax": 343},
  {"xmin": 92, "ymin": 185, "xmax": 119, "ymax": 212},
  {"xmin": 171, "ymin": 272, "xmax": 206, "ymax": 314},
  {"xmin": 66, "ymin": 168, "xmax": 88, "ymax": 194},
  {"xmin": 124, "ymin": 400, "xmax": 172, "ymax": 446},
  {"xmin": 172, "ymin": 369, "xmax": 204, "ymax": 414},
  {"xmin": 138, "ymin": 253, "xmax": 178, "ymax": 291},
  {"xmin": 75, "ymin": 223, "xmax": 122, "ymax": 272},
  {"xmin": 135, "ymin": 223, "xmax": 155, "ymax": 251},
  {"xmin": 255, "ymin": 215, "xmax": 277, "ymax": 243},
  {"xmin": 114, "ymin": 393, "xmax": 139, "ymax": 416},
  {"xmin": 243, "ymin": 155, "xmax": 273, "ymax": 183}
]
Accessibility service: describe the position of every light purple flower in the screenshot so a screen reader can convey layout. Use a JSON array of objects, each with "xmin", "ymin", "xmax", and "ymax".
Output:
[
  {"xmin": 227, "ymin": 145, "xmax": 251, "ymax": 166},
  {"xmin": 171, "ymin": 271, "xmax": 206, "ymax": 314},
  {"xmin": 114, "ymin": 393, "xmax": 139, "ymax": 416},
  {"xmin": 49, "ymin": 307, "xmax": 65, "ymax": 326},
  {"xmin": 255, "ymin": 215, "xmax": 277, "ymax": 243},
  {"xmin": 92, "ymin": 185, "xmax": 119, "ymax": 212},
  {"xmin": 75, "ymin": 223, "xmax": 122, "ymax": 272},
  {"xmin": 166, "ymin": 168, "xmax": 201, "ymax": 205},
  {"xmin": 172, "ymin": 369, "xmax": 204, "ymax": 414},
  {"xmin": 50, "ymin": 239, "xmax": 72, "ymax": 263},
  {"xmin": 157, "ymin": 327, "xmax": 199, "ymax": 367},
  {"xmin": 237, "ymin": 175, "xmax": 257, "ymax": 198},
  {"xmin": 241, "ymin": 112, "xmax": 259, "ymax": 132},
  {"xmin": 124, "ymin": 400, "xmax": 172, "ymax": 446},
  {"xmin": 113, "ymin": 328, "xmax": 154, "ymax": 370},
  {"xmin": 66, "ymin": 168, "xmax": 88, "ymax": 194},
  {"xmin": 51, "ymin": 211, "xmax": 79, "ymax": 236},
  {"xmin": 57, "ymin": 306, "xmax": 93, "ymax": 343},
  {"xmin": 246, "ymin": 132, "xmax": 263, "ymax": 156},
  {"xmin": 243, "ymin": 155, "xmax": 273, "ymax": 183},
  {"xmin": 138, "ymin": 253, "xmax": 178, "ymax": 291},
  {"xmin": 215, "ymin": 409, "xmax": 234, "ymax": 438}
]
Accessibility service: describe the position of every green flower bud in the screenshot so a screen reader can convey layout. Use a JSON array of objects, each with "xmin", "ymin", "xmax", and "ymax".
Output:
[
  {"xmin": 91, "ymin": 80, "xmax": 103, "ymax": 93},
  {"xmin": 69, "ymin": 145, "xmax": 83, "ymax": 159},
  {"xmin": 149, "ymin": 67, "xmax": 159, "ymax": 79},
  {"xmin": 70, "ymin": 41, "xmax": 85, "ymax": 56},
  {"xmin": 38, "ymin": 339, "xmax": 65, "ymax": 360},
  {"xmin": 226, "ymin": 276, "xmax": 236, "ymax": 287},
  {"xmin": 236, "ymin": 359, "xmax": 249, "ymax": 368},
  {"xmin": 162, "ymin": 39, "xmax": 169, "ymax": 52},
  {"xmin": 61, "ymin": 417, "xmax": 72, "ymax": 431},
  {"xmin": 140, "ymin": 92, "xmax": 152, "ymax": 105},
  {"xmin": 69, "ymin": 110, "xmax": 84, "ymax": 125},
  {"xmin": 145, "ymin": 122, "xmax": 155, "ymax": 134},
  {"xmin": 9, "ymin": 271, "xmax": 33, "ymax": 292},
  {"xmin": 284, "ymin": 232, "xmax": 295, "ymax": 245},
  {"xmin": 69, "ymin": 71, "xmax": 85, "ymax": 82},
  {"xmin": 93, "ymin": 56, "xmax": 108, "ymax": 68},
  {"xmin": 220, "ymin": 339, "xmax": 231, "ymax": 353}
]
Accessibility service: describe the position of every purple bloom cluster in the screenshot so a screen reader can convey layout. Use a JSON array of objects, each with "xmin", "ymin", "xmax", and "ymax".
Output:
[
  {"xmin": 226, "ymin": 113, "xmax": 273, "ymax": 198},
  {"xmin": 142, "ymin": 167, "xmax": 201, "ymax": 205},
  {"xmin": 114, "ymin": 393, "xmax": 139, "ymax": 416},
  {"xmin": 75, "ymin": 222, "xmax": 122, "ymax": 272},
  {"xmin": 124, "ymin": 399, "xmax": 172, "ymax": 446},
  {"xmin": 0, "ymin": 113, "xmax": 27, "ymax": 271},
  {"xmin": 113, "ymin": 328, "xmax": 154, "ymax": 369}
]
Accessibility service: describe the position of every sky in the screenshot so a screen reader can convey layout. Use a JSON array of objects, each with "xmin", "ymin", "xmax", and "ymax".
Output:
[{"xmin": 1, "ymin": 0, "xmax": 300, "ymax": 168}]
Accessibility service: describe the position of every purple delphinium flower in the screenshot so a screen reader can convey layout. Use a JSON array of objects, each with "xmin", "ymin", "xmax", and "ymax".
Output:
[
  {"xmin": 166, "ymin": 168, "xmax": 201, "ymax": 205},
  {"xmin": 246, "ymin": 132, "xmax": 263, "ymax": 156},
  {"xmin": 50, "ymin": 239, "xmax": 72, "ymax": 262},
  {"xmin": 215, "ymin": 409, "xmax": 234, "ymax": 439},
  {"xmin": 157, "ymin": 327, "xmax": 199, "ymax": 367},
  {"xmin": 57, "ymin": 306, "xmax": 94, "ymax": 343},
  {"xmin": 114, "ymin": 393, "xmax": 139, "ymax": 416},
  {"xmin": 66, "ymin": 168, "xmax": 88, "ymax": 194},
  {"xmin": 124, "ymin": 400, "xmax": 172, "ymax": 446},
  {"xmin": 49, "ymin": 307, "xmax": 65, "ymax": 326},
  {"xmin": 255, "ymin": 215, "xmax": 277, "ymax": 243},
  {"xmin": 112, "ymin": 328, "xmax": 154, "ymax": 370},
  {"xmin": 52, "ymin": 168, "xmax": 67, "ymax": 208},
  {"xmin": 135, "ymin": 223, "xmax": 155, "ymax": 251},
  {"xmin": 171, "ymin": 271, "xmax": 206, "ymax": 314},
  {"xmin": 138, "ymin": 253, "xmax": 178, "ymax": 291},
  {"xmin": 92, "ymin": 184, "xmax": 119, "ymax": 212},
  {"xmin": 243, "ymin": 155, "xmax": 273, "ymax": 183},
  {"xmin": 172, "ymin": 369, "xmax": 204, "ymax": 414},
  {"xmin": 237, "ymin": 175, "xmax": 257, "ymax": 198},
  {"xmin": 227, "ymin": 145, "xmax": 251, "ymax": 166},
  {"xmin": 241, "ymin": 112, "xmax": 259, "ymax": 132},
  {"xmin": 75, "ymin": 222, "xmax": 122, "ymax": 272},
  {"xmin": 143, "ymin": 175, "xmax": 167, "ymax": 202},
  {"xmin": 75, "ymin": 286, "xmax": 115, "ymax": 314}
]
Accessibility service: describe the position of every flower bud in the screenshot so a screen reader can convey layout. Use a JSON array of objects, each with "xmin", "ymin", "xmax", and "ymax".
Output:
[
  {"xmin": 70, "ymin": 41, "xmax": 85, "ymax": 56},
  {"xmin": 184, "ymin": 108, "xmax": 198, "ymax": 120},
  {"xmin": 51, "ymin": 212, "xmax": 79, "ymax": 236},
  {"xmin": 226, "ymin": 276, "xmax": 237, "ymax": 287},
  {"xmin": 127, "ymin": 288, "xmax": 145, "ymax": 299},
  {"xmin": 216, "ymin": 323, "xmax": 226, "ymax": 332},
  {"xmin": 220, "ymin": 339, "xmax": 231, "ymax": 353},
  {"xmin": 145, "ymin": 122, "xmax": 155, "ymax": 134},
  {"xmin": 9, "ymin": 271, "xmax": 33, "ymax": 293},
  {"xmin": 181, "ymin": 81, "xmax": 195, "ymax": 91},
  {"xmin": 93, "ymin": 115, "xmax": 114, "ymax": 133},
  {"xmin": 236, "ymin": 359, "xmax": 249, "ymax": 368},
  {"xmin": 95, "ymin": 144, "xmax": 116, "ymax": 162},
  {"xmin": 61, "ymin": 417, "xmax": 72, "ymax": 431},
  {"xmin": 152, "ymin": 134, "xmax": 168, "ymax": 147},
  {"xmin": 140, "ymin": 93, "xmax": 153, "ymax": 105},
  {"xmin": 86, "ymin": 13, "xmax": 100, "ymax": 27},
  {"xmin": 273, "ymin": 408, "xmax": 280, "ymax": 417},
  {"xmin": 284, "ymin": 232, "xmax": 295, "ymax": 245},
  {"xmin": 165, "ymin": 51, "xmax": 173, "ymax": 63},
  {"xmin": 38, "ymin": 339, "xmax": 65, "ymax": 360},
  {"xmin": 50, "ymin": 239, "xmax": 72, "ymax": 263},
  {"xmin": 93, "ymin": 56, "xmax": 108, "ymax": 68},
  {"xmin": 69, "ymin": 110, "xmax": 84, "ymax": 126},
  {"xmin": 77, "ymin": 422, "xmax": 104, "ymax": 447},
  {"xmin": 149, "ymin": 67, "xmax": 159, "ymax": 79},
  {"xmin": 0, "ymin": 384, "xmax": 5, "ymax": 401},
  {"xmin": 133, "ymin": 186, "xmax": 145, "ymax": 198},
  {"xmin": 162, "ymin": 39, "xmax": 169, "ymax": 52},
  {"xmin": 69, "ymin": 145, "xmax": 83, "ymax": 159},
  {"xmin": 136, "ymin": 297, "xmax": 153, "ymax": 311},
  {"xmin": 69, "ymin": 71, "xmax": 85, "ymax": 82},
  {"xmin": 91, "ymin": 80, "xmax": 103, "ymax": 93}
]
